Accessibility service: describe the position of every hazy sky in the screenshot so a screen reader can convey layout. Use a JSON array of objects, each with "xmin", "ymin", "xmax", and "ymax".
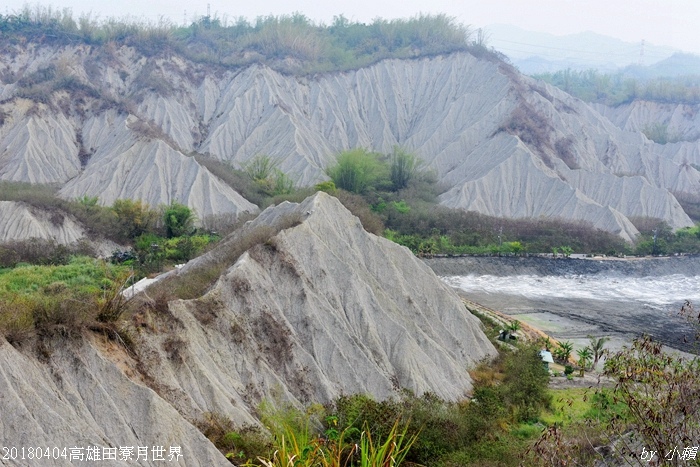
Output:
[{"xmin": 3, "ymin": 0, "xmax": 700, "ymax": 54}]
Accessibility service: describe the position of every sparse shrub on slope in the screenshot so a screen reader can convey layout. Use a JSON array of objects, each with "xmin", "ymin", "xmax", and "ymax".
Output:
[{"xmin": 332, "ymin": 190, "xmax": 385, "ymax": 235}]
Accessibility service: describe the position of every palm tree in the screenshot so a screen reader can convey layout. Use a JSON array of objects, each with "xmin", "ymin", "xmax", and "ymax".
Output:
[
  {"xmin": 554, "ymin": 341, "xmax": 574, "ymax": 363},
  {"xmin": 576, "ymin": 347, "xmax": 593, "ymax": 376},
  {"xmin": 588, "ymin": 336, "xmax": 610, "ymax": 369}
]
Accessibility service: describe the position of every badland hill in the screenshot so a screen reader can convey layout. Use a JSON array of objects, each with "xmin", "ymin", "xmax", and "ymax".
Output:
[{"xmin": 1, "ymin": 14, "xmax": 700, "ymax": 243}]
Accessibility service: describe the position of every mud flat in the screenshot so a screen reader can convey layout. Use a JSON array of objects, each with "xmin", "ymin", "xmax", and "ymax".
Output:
[{"xmin": 424, "ymin": 256, "xmax": 700, "ymax": 355}]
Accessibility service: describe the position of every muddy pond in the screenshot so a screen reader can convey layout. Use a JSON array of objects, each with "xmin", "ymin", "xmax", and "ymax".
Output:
[{"xmin": 424, "ymin": 256, "xmax": 700, "ymax": 355}]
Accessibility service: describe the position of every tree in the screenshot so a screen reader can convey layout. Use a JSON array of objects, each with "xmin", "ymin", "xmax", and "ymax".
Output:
[
  {"xmin": 602, "ymin": 334, "xmax": 700, "ymax": 464},
  {"xmin": 553, "ymin": 341, "xmax": 573, "ymax": 363},
  {"xmin": 326, "ymin": 149, "xmax": 388, "ymax": 194},
  {"xmin": 575, "ymin": 346, "xmax": 592, "ymax": 376},
  {"xmin": 588, "ymin": 335, "xmax": 609, "ymax": 369},
  {"xmin": 389, "ymin": 147, "xmax": 421, "ymax": 191},
  {"xmin": 111, "ymin": 199, "xmax": 157, "ymax": 240},
  {"xmin": 532, "ymin": 302, "xmax": 700, "ymax": 466},
  {"xmin": 164, "ymin": 201, "xmax": 195, "ymax": 238},
  {"xmin": 502, "ymin": 345, "xmax": 552, "ymax": 422}
]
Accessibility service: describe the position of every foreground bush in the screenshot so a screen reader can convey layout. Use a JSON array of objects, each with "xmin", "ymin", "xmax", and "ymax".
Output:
[
  {"xmin": 529, "ymin": 302, "xmax": 700, "ymax": 466},
  {"xmin": 221, "ymin": 343, "xmax": 551, "ymax": 466}
]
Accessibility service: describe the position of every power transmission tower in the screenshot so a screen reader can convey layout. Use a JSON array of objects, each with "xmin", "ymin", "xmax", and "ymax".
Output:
[{"xmin": 639, "ymin": 39, "xmax": 645, "ymax": 66}]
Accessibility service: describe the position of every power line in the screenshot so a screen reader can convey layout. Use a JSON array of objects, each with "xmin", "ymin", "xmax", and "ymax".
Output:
[
  {"xmin": 495, "ymin": 43, "xmax": 669, "ymax": 61},
  {"xmin": 490, "ymin": 38, "xmax": 673, "ymax": 59}
]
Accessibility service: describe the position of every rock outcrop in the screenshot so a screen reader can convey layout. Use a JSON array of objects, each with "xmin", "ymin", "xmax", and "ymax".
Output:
[
  {"xmin": 2, "ymin": 45, "xmax": 699, "ymax": 239},
  {"xmin": 0, "ymin": 192, "xmax": 496, "ymax": 464}
]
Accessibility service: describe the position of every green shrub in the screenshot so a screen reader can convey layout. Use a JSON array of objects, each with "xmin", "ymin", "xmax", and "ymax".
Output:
[
  {"xmin": 501, "ymin": 346, "xmax": 552, "ymax": 422},
  {"xmin": 163, "ymin": 201, "xmax": 195, "ymax": 238},
  {"xmin": 112, "ymin": 199, "xmax": 158, "ymax": 241},
  {"xmin": 326, "ymin": 149, "xmax": 389, "ymax": 194},
  {"xmin": 390, "ymin": 147, "xmax": 422, "ymax": 190},
  {"xmin": 314, "ymin": 181, "xmax": 336, "ymax": 193}
]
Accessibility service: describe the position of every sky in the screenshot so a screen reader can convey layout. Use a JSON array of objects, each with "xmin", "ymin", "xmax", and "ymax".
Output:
[{"xmin": 3, "ymin": 0, "xmax": 700, "ymax": 55}]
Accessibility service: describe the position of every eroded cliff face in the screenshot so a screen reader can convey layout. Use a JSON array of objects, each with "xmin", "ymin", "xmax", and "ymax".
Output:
[
  {"xmin": 0, "ymin": 193, "xmax": 496, "ymax": 465},
  {"xmin": 1, "ymin": 44, "xmax": 699, "ymax": 240}
]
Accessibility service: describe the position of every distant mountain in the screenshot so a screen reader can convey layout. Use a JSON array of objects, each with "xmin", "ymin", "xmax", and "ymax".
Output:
[
  {"xmin": 486, "ymin": 24, "xmax": 679, "ymax": 74},
  {"xmin": 622, "ymin": 53, "xmax": 700, "ymax": 79}
]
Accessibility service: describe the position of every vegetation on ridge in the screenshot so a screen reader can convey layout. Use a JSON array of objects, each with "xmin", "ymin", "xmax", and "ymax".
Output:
[
  {"xmin": 0, "ymin": 6, "xmax": 499, "ymax": 75},
  {"xmin": 534, "ymin": 68, "xmax": 700, "ymax": 107},
  {"xmin": 318, "ymin": 148, "xmax": 700, "ymax": 257}
]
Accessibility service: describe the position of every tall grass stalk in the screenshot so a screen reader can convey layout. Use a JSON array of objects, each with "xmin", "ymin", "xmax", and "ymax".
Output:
[
  {"xmin": 358, "ymin": 420, "xmax": 417, "ymax": 467},
  {"xmin": 252, "ymin": 404, "xmax": 416, "ymax": 467}
]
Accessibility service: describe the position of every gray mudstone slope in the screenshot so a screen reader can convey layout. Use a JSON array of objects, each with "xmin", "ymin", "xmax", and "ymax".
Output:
[
  {"xmin": 0, "ymin": 192, "xmax": 495, "ymax": 465},
  {"xmin": 593, "ymin": 101, "xmax": 700, "ymax": 143},
  {"xmin": 3, "ymin": 45, "xmax": 698, "ymax": 240},
  {"xmin": 134, "ymin": 192, "xmax": 496, "ymax": 423},
  {"xmin": 0, "ymin": 336, "xmax": 228, "ymax": 466},
  {"xmin": 0, "ymin": 201, "xmax": 85, "ymax": 244}
]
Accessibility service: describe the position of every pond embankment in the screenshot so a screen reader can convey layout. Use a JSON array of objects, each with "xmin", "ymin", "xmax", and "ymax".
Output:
[{"xmin": 423, "ymin": 255, "xmax": 700, "ymax": 278}]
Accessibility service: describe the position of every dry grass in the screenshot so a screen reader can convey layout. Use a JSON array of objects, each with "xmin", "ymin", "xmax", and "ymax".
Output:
[
  {"xmin": 499, "ymin": 104, "xmax": 554, "ymax": 165},
  {"xmin": 162, "ymin": 336, "xmax": 187, "ymax": 363}
]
